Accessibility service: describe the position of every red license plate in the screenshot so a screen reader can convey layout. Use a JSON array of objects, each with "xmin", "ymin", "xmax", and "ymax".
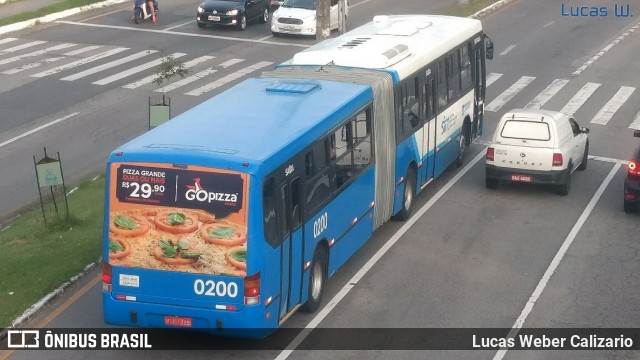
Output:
[
  {"xmin": 164, "ymin": 316, "xmax": 192, "ymax": 327},
  {"xmin": 511, "ymin": 174, "xmax": 532, "ymax": 182}
]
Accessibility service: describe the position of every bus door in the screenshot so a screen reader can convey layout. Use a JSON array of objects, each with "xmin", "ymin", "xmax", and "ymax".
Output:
[
  {"xmin": 278, "ymin": 177, "xmax": 303, "ymax": 320},
  {"xmin": 473, "ymin": 36, "xmax": 487, "ymax": 137},
  {"xmin": 421, "ymin": 72, "xmax": 437, "ymax": 182}
]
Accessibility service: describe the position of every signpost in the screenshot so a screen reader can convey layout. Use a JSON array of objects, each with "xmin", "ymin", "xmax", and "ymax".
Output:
[{"xmin": 34, "ymin": 148, "xmax": 68, "ymax": 226}]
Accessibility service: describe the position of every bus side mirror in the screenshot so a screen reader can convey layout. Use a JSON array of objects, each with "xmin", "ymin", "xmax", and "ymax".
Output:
[
  {"xmin": 634, "ymin": 130, "xmax": 640, "ymax": 138},
  {"xmin": 581, "ymin": 127, "xmax": 589, "ymax": 134},
  {"xmin": 486, "ymin": 38, "xmax": 494, "ymax": 60}
]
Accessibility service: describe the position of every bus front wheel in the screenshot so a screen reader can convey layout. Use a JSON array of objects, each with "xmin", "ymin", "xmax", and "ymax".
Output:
[{"xmin": 302, "ymin": 246, "xmax": 327, "ymax": 313}]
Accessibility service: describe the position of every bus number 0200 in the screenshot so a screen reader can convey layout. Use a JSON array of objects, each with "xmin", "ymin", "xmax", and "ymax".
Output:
[
  {"xmin": 313, "ymin": 212, "xmax": 328, "ymax": 238},
  {"xmin": 193, "ymin": 279, "xmax": 238, "ymax": 298}
]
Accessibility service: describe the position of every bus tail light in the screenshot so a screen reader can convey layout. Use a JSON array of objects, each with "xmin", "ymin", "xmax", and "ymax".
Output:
[
  {"xmin": 102, "ymin": 261, "xmax": 112, "ymax": 292},
  {"xmin": 552, "ymin": 153, "xmax": 563, "ymax": 166},
  {"xmin": 486, "ymin": 147, "xmax": 494, "ymax": 161},
  {"xmin": 244, "ymin": 272, "xmax": 260, "ymax": 305},
  {"xmin": 629, "ymin": 161, "xmax": 638, "ymax": 176}
]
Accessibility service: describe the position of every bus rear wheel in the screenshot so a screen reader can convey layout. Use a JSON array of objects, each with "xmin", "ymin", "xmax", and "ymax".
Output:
[
  {"xmin": 393, "ymin": 168, "xmax": 415, "ymax": 221},
  {"xmin": 302, "ymin": 247, "xmax": 327, "ymax": 313}
]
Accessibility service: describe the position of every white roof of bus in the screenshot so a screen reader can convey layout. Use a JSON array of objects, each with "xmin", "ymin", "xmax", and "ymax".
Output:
[{"xmin": 289, "ymin": 15, "xmax": 483, "ymax": 81}]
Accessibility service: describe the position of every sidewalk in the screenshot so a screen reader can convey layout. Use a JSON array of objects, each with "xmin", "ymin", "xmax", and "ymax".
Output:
[{"xmin": 0, "ymin": 0, "xmax": 128, "ymax": 35}]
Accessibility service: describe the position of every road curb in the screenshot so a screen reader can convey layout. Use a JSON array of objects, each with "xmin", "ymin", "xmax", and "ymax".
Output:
[
  {"xmin": 470, "ymin": 0, "xmax": 518, "ymax": 19},
  {"xmin": 0, "ymin": 0, "xmax": 129, "ymax": 36}
]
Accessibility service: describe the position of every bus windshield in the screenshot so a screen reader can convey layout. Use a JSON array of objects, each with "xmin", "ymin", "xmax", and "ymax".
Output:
[{"xmin": 108, "ymin": 162, "xmax": 249, "ymax": 277}]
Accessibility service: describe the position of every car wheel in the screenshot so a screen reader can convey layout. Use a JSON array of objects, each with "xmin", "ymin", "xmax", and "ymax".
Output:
[
  {"xmin": 556, "ymin": 165, "xmax": 571, "ymax": 196},
  {"xmin": 301, "ymin": 246, "xmax": 327, "ymax": 313},
  {"xmin": 486, "ymin": 177, "xmax": 498, "ymax": 189},
  {"xmin": 624, "ymin": 197, "xmax": 637, "ymax": 213},
  {"xmin": 260, "ymin": 7, "xmax": 269, "ymax": 23},
  {"xmin": 577, "ymin": 142, "xmax": 588, "ymax": 170},
  {"xmin": 237, "ymin": 14, "xmax": 247, "ymax": 30},
  {"xmin": 393, "ymin": 168, "xmax": 416, "ymax": 221},
  {"xmin": 197, "ymin": 21, "xmax": 206, "ymax": 28}
]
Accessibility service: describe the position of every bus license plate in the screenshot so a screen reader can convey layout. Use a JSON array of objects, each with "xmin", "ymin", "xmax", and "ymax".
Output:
[
  {"xmin": 164, "ymin": 316, "xmax": 193, "ymax": 327},
  {"xmin": 208, "ymin": 15, "xmax": 220, "ymax": 21},
  {"xmin": 511, "ymin": 174, "xmax": 532, "ymax": 182}
]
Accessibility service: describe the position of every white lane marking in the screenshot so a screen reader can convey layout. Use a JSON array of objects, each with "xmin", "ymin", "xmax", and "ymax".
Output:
[
  {"xmin": 572, "ymin": 21, "xmax": 640, "ymax": 76},
  {"xmin": 559, "ymin": 82, "xmax": 600, "ymax": 116},
  {"xmin": 163, "ymin": 20, "xmax": 194, "ymax": 32},
  {"xmin": 92, "ymin": 52, "xmax": 186, "ymax": 85},
  {"xmin": 66, "ymin": 187, "xmax": 79, "ymax": 196},
  {"xmin": 63, "ymin": 45, "xmax": 102, "ymax": 56},
  {"xmin": 274, "ymin": 149, "xmax": 488, "ymax": 360},
  {"xmin": 587, "ymin": 155, "xmax": 628, "ymax": 165},
  {"xmin": 492, "ymin": 163, "xmax": 621, "ymax": 360},
  {"xmin": 154, "ymin": 59, "xmax": 245, "ymax": 93},
  {"xmin": 499, "ymin": 45, "xmax": 516, "ymax": 56},
  {"xmin": 543, "ymin": 21, "xmax": 555, "ymax": 27},
  {"xmin": 55, "ymin": 20, "xmax": 311, "ymax": 48},
  {"xmin": 350, "ymin": 0, "xmax": 374, "ymax": 8},
  {"xmin": 60, "ymin": 50, "xmax": 157, "ymax": 81},
  {"xmin": 0, "ymin": 43, "xmax": 75, "ymax": 66},
  {"xmin": 257, "ymin": 35, "xmax": 273, "ymax": 41},
  {"xmin": 2, "ymin": 57, "xmax": 63, "ymax": 74},
  {"xmin": 0, "ymin": 40, "xmax": 47, "ymax": 54},
  {"xmin": 0, "ymin": 37, "xmax": 18, "ymax": 46},
  {"xmin": 0, "ymin": 112, "xmax": 80, "ymax": 149},
  {"xmin": 92, "ymin": 175, "xmax": 100, "ymax": 181},
  {"xmin": 629, "ymin": 111, "xmax": 640, "ymax": 130},
  {"xmin": 31, "ymin": 47, "xmax": 129, "ymax": 77},
  {"xmin": 525, "ymin": 79, "xmax": 569, "ymax": 109},
  {"xmin": 486, "ymin": 72, "xmax": 502, "ymax": 87},
  {"xmin": 590, "ymin": 86, "xmax": 635, "ymax": 125},
  {"xmin": 185, "ymin": 61, "xmax": 273, "ymax": 96},
  {"xmin": 123, "ymin": 55, "xmax": 215, "ymax": 89},
  {"xmin": 485, "ymin": 76, "xmax": 535, "ymax": 112}
]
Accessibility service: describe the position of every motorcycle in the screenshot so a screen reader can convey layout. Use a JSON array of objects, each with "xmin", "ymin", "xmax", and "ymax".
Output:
[{"xmin": 132, "ymin": 0, "xmax": 159, "ymax": 23}]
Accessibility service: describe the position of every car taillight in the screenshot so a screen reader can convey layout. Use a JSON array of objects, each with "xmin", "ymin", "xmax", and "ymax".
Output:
[
  {"xmin": 244, "ymin": 272, "xmax": 260, "ymax": 305},
  {"xmin": 629, "ymin": 161, "xmax": 638, "ymax": 176},
  {"xmin": 486, "ymin": 147, "xmax": 495, "ymax": 161},
  {"xmin": 552, "ymin": 153, "xmax": 563, "ymax": 166},
  {"xmin": 102, "ymin": 261, "xmax": 112, "ymax": 292}
]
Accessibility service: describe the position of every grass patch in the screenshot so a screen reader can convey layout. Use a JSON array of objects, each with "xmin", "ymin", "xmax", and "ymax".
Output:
[
  {"xmin": 0, "ymin": 0, "xmax": 106, "ymax": 27},
  {"xmin": 440, "ymin": 0, "xmax": 502, "ymax": 17},
  {"xmin": 0, "ymin": 176, "xmax": 105, "ymax": 328}
]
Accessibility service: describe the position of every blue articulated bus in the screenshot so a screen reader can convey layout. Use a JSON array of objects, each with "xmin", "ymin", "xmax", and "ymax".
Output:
[{"xmin": 102, "ymin": 14, "xmax": 493, "ymax": 338}]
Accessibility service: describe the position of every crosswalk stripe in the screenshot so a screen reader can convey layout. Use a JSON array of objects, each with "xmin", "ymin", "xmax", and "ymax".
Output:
[
  {"xmin": 0, "ymin": 38, "xmax": 19, "ymax": 46},
  {"xmin": 153, "ymin": 59, "xmax": 246, "ymax": 93},
  {"xmin": 0, "ymin": 40, "xmax": 47, "ymax": 54},
  {"xmin": 560, "ymin": 82, "xmax": 601, "ymax": 115},
  {"xmin": 63, "ymin": 45, "xmax": 102, "ymax": 56},
  {"xmin": 590, "ymin": 86, "xmax": 635, "ymax": 125},
  {"xmin": 154, "ymin": 68, "xmax": 219, "ymax": 93},
  {"xmin": 185, "ymin": 61, "xmax": 273, "ymax": 96},
  {"xmin": 629, "ymin": 111, "xmax": 640, "ymax": 130},
  {"xmin": 0, "ymin": 43, "xmax": 75, "ymax": 66},
  {"xmin": 31, "ymin": 47, "xmax": 129, "ymax": 78},
  {"xmin": 2, "ymin": 57, "xmax": 64, "ymax": 74},
  {"xmin": 93, "ymin": 52, "xmax": 187, "ymax": 85},
  {"xmin": 60, "ymin": 50, "xmax": 158, "ymax": 81},
  {"xmin": 525, "ymin": 79, "xmax": 569, "ymax": 109},
  {"xmin": 122, "ymin": 55, "xmax": 216, "ymax": 89},
  {"xmin": 486, "ymin": 72, "xmax": 502, "ymax": 87},
  {"xmin": 485, "ymin": 75, "xmax": 535, "ymax": 112}
]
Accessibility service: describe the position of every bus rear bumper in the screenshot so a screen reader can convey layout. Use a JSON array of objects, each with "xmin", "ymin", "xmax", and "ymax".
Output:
[{"xmin": 102, "ymin": 292, "xmax": 274, "ymax": 339}]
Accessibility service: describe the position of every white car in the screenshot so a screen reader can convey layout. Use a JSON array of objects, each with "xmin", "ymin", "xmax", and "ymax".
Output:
[
  {"xmin": 271, "ymin": 0, "xmax": 348, "ymax": 37},
  {"xmin": 485, "ymin": 109, "xmax": 589, "ymax": 195}
]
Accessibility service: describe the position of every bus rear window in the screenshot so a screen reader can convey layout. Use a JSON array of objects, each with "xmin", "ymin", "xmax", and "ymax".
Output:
[{"xmin": 500, "ymin": 120, "xmax": 550, "ymax": 141}]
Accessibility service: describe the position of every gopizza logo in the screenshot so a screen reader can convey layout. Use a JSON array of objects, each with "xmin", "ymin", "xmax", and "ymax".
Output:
[{"xmin": 185, "ymin": 178, "xmax": 238, "ymax": 204}]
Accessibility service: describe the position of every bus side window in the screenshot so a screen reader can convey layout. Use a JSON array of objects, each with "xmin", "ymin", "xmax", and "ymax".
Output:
[
  {"xmin": 460, "ymin": 43, "xmax": 472, "ymax": 92},
  {"xmin": 290, "ymin": 177, "xmax": 302, "ymax": 229},
  {"xmin": 353, "ymin": 109, "xmax": 372, "ymax": 173},
  {"xmin": 423, "ymin": 77, "xmax": 435, "ymax": 120},
  {"xmin": 263, "ymin": 177, "xmax": 280, "ymax": 247},
  {"xmin": 446, "ymin": 51, "xmax": 461, "ymax": 101},
  {"xmin": 333, "ymin": 124, "xmax": 354, "ymax": 188},
  {"xmin": 278, "ymin": 184, "xmax": 289, "ymax": 240},
  {"xmin": 437, "ymin": 60, "xmax": 448, "ymax": 110},
  {"xmin": 401, "ymin": 78, "xmax": 421, "ymax": 136}
]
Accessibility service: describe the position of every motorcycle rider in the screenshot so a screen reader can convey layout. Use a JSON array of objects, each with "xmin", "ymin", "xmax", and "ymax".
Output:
[{"xmin": 131, "ymin": 0, "xmax": 157, "ymax": 23}]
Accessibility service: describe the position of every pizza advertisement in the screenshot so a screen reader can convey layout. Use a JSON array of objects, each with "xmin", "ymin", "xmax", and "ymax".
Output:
[{"xmin": 107, "ymin": 162, "xmax": 249, "ymax": 277}]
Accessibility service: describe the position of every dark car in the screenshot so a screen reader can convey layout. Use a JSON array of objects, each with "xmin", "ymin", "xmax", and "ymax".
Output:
[
  {"xmin": 196, "ymin": 0, "xmax": 270, "ymax": 31},
  {"xmin": 624, "ymin": 129, "xmax": 640, "ymax": 213}
]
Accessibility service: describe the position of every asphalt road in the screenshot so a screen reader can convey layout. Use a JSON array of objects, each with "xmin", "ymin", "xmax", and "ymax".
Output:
[{"xmin": 1, "ymin": 0, "xmax": 640, "ymax": 359}]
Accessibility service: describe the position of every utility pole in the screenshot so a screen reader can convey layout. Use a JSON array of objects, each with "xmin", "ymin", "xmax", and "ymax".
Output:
[
  {"xmin": 316, "ymin": 0, "xmax": 330, "ymax": 40},
  {"xmin": 338, "ymin": 0, "xmax": 346, "ymax": 34}
]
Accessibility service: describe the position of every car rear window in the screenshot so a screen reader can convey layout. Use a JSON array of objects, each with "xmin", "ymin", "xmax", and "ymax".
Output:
[{"xmin": 500, "ymin": 120, "xmax": 550, "ymax": 141}]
